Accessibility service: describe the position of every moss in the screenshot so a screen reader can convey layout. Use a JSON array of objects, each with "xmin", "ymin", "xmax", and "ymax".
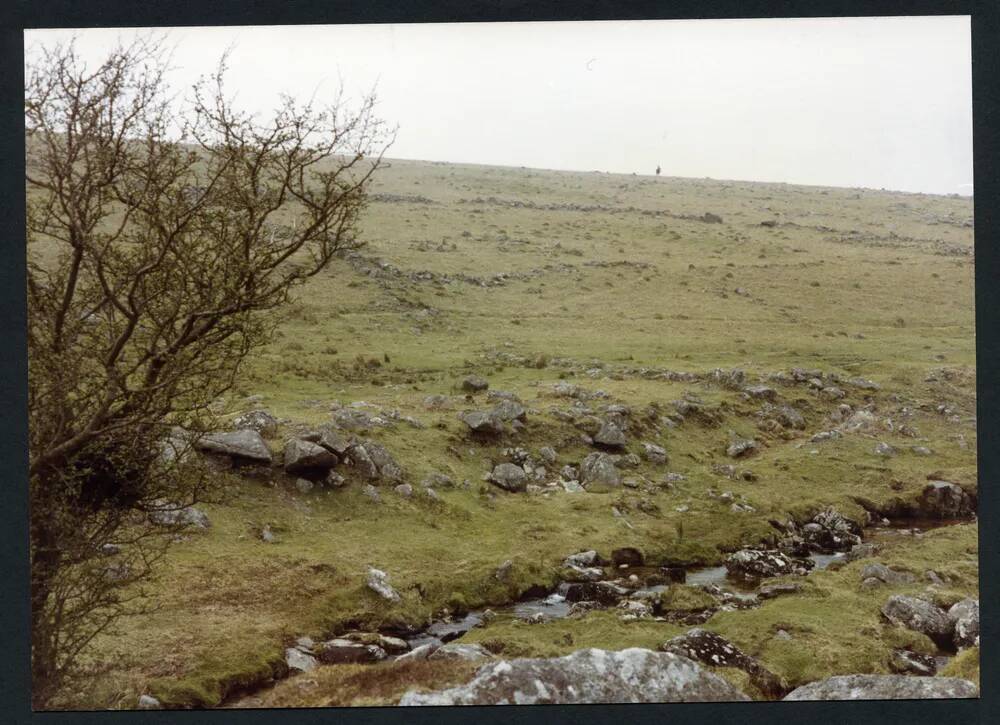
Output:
[
  {"xmin": 940, "ymin": 647, "xmax": 979, "ymax": 687},
  {"xmin": 658, "ymin": 585, "xmax": 717, "ymax": 612}
]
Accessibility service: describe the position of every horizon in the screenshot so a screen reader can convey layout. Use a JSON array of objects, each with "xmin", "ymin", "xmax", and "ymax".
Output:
[{"xmin": 26, "ymin": 17, "xmax": 974, "ymax": 196}]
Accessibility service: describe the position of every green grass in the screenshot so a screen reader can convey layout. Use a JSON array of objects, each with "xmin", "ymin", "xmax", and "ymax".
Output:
[{"xmin": 50, "ymin": 159, "xmax": 976, "ymax": 708}]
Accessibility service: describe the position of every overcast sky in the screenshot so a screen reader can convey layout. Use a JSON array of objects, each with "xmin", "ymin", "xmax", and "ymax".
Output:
[{"xmin": 26, "ymin": 17, "xmax": 973, "ymax": 195}]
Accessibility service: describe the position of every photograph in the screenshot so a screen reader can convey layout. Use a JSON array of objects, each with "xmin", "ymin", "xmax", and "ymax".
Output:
[{"xmin": 23, "ymin": 15, "xmax": 979, "ymax": 710}]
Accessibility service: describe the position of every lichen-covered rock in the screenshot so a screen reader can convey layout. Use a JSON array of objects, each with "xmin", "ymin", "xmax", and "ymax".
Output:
[
  {"xmin": 195, "ymin": 429, "xmax": 272, "ymax": 463},
  {"xmin": 579, "ymin": 452, "xmax": 621, "ymax": 491},
  {"xmin": 285, "ymin": 646, "xmax": 318, "ymax": 673},
  {"xmin": 366, "ymin": 567, "xmax": 401, "ymax": 602},
  {"xmin": 233, "ymin": 409, "xmax": 279, "ymax": 438},
  {"xmin": 881, "ymin": 595, "xmax": 954, "ymax": 647},
  {"xmin": 725, "ymin": 549, "xmax": 798, "ymax": 579},
  {"xmin": 398, "ymin": 648, "xmax": 750, "ymax": 705},
  {"xmin": 783, "ymin": 674, "xmax": 976, "ymax": 700},
  {"xmin": 948, "ymin": 598, "xmax": 980, "ymax": 649},
  {"xmin": 661, "ymin": 628, "xmax": 786, "ymax": 698},
  {"xmin": 641, "ymin": 442, "xmax": 668, "ymax": 464}
]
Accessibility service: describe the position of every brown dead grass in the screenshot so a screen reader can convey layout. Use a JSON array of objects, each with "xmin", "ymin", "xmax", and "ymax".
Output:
[{"xmin": 229, "ymin": 659, "xmax": 479, "ymax": 709}]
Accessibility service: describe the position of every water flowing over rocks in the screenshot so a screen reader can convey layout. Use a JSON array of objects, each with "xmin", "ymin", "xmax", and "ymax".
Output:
[{"xmin": 398, "ymin": 648, "xmax": 750, "ymax": 705}]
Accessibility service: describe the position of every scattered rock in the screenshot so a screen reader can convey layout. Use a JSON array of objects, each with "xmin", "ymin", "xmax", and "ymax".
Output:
[
  {"xmin": 641, "ymin": 442, "xmax": 668, "ymax": 464},
  {"xmin": 726, "ymin": 438, "xmax": 758, "ymax": 458},
  {"xmin": 365, "ymin": 567, "xmax": 400, "ymax": 601},
  {"xmin": 137, "ymin": 695, "xmax": 161, "ymax": 710},
  {"xmin": 398, "ymin": 648, "xmax": 750, "ymax": 705},
  {"xmin": 395, "ymin": 483, "xmax": 414, "ymax": 498},
  {"xmin": 489, "ymin": 463, "xmax": 528, "ymax": 492},
  {"xmin": 462, "ymin": 375, "xmax": 489, "ymax": 393},
  {"xmin": 889, "ymin": 649, "xmax": 937, "ymax": 676},
  {"xmin": 874, "ymin": 442, "xmax": 896, "ymax": 458}
]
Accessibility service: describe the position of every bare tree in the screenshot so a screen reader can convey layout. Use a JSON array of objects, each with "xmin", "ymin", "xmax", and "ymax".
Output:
[{"xmin": 25, "ymin": 36, "xmax": 391, "ymax": 706}]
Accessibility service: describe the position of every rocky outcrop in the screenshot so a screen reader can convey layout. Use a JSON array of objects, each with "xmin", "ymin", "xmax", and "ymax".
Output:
[
  {"xmin": 398, "ymin": 648, "xmax": 750, "ymax": 705},
  {"xmin": 195, "ymin": 429, "xmax": 272, "ymax": 463},
  {"xmin": 880, "ymin": 595, "xmax": 954, "ymax": 648},
  {"xmin": 283, "ymin": 439, "xmax": 338, "ymax": 474},
  {"xmin": 783, "ymin": 674, "xmax": 977, "ymax": 700}
]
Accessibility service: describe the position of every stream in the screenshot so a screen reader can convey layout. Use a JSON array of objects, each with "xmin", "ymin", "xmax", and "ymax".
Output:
[{"xmin": 227, "ymin": 516, "xmax": 971, "ymax": 707}]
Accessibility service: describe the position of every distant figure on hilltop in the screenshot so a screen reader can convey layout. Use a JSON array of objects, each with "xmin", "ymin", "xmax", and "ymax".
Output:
[{"xmin": 656, "ymin": 165, "xmax": 661, "ymax": 176}]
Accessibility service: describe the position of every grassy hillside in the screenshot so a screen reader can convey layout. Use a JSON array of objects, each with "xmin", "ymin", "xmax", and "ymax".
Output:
[{"xmin": 54, "ymin": 159, "xmax": 976, "ymax": 709}]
